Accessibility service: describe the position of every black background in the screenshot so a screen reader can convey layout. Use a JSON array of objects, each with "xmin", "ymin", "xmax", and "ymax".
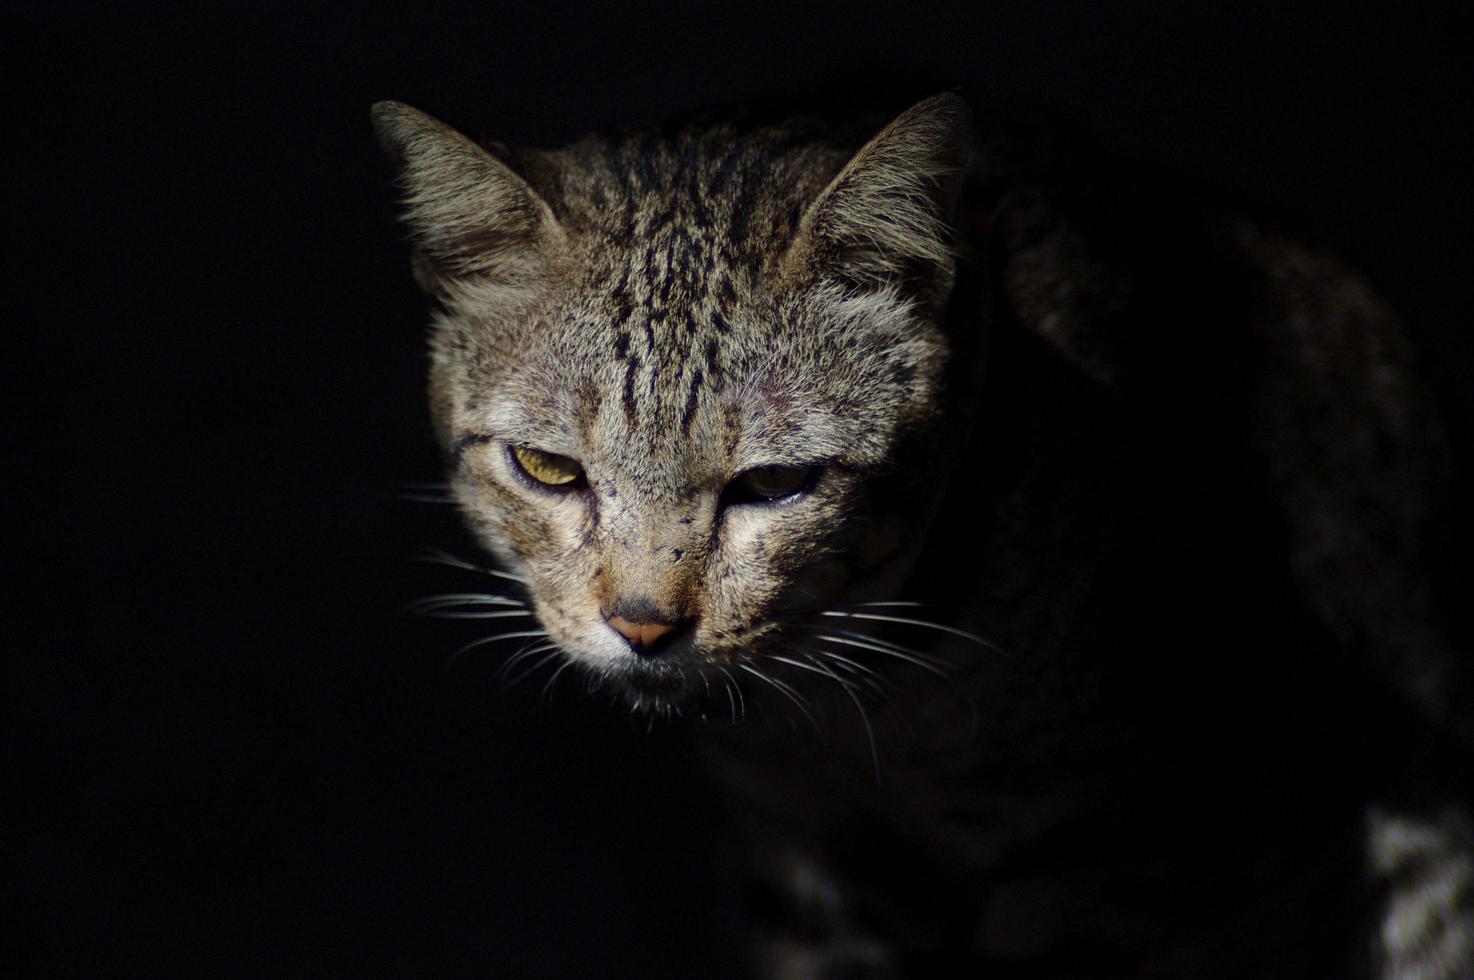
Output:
[{"xmin": 9, "ymin": 3, "xmax": 1471, "ymax": 976}]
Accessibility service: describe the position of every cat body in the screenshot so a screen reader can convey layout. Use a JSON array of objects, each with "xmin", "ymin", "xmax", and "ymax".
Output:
[{"xmin": 374, "ymin": 93, "xmax": 1472, "ymax": 977}]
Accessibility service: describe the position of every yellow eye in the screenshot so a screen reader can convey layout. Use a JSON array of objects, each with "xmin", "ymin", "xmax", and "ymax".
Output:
[
  {"xmin": 727, "ymin": 464, "xmax": 820, "ymax": 504},
  {"xmin": 510, "ymin": 445, "xmax": 586, "ymax": 488}
]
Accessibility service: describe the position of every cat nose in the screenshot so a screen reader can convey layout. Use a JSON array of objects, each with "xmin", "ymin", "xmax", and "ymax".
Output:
[
  {"xmin": 604, "ymin": 597, "xmax": 690, "ymax": 655},
  {"xmin": 607, "ymin": 616, "xmax": 678, "ymax": 650}
]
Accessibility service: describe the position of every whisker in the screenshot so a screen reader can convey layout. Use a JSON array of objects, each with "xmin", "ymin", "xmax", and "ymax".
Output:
[
  {"xmin": 449, "ymin": 629, "xmax": 549, "ymax": 666},
  {"xmin": 447, "ymin": 631, "xmax": 546, "ymax": 673},
  {"xmin": 413, "ymin": 549, "xmax": 529, "ymax": 585},
  {"xmin": 402, "ymin": 594, "xmax": 527, "ymax": 620},
  {"xmin": 808, "ymin": 632, "xmax": 953, "ymax": 679},
  {"xmin": 493, "ymin": 640, "xmax": 561, "ymax": 682},
  {"xmin": 799, "ymin": 625, "xmax": 952, "ymax": 669},
  {"xmin": 504, "ymin": 649, "xmax": 563, "ymax": 689},
  {"xmin": 769, "ymin": 599, "xmax": 923, "ymax": 620},
  {"xmin": 811, "ymin": 648, "xmax": 925, "ymax": 743},
  {"xmin": 738, "ymin": 662, "xmax": 820, "ymax": 733},
  {"xmin": 801, "ymin": 650, "xmax": 882, "ymax": 785},
  {"xmin": 539, "ymin": 657, "xmax": 577, "ymax": 702},
  {"xmin": 404, "ymin": 593, "xmax": 527, "ymax": 610},
  {"xmin": 808, "ymin": 633, "xmax": 981, "ymax": 735},
  {"xmin": 420, "ymin": 610, "xmax": 536, "ymax": 621},
  {"xmin": 719, "ymin": 672, "xmax": 739, "ymax": 723},
  {"xmin": 817, "ymin": 610, "xmax": 1005, "ymax": 655},
  {"xmin": 717, "ymin": 665, "xmax": 746, "ymax": 721},
  {"xmin": 764, "ymin": 653, "xmax": 839, "ymax": 681},
  {"xmin": 804, "ymin": 648, "xmax": 896, "ymax": 697}
]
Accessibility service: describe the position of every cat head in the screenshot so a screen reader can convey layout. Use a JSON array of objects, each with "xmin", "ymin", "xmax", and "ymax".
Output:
[{"xmin": 375, "ymin": 95, "xmax": 971, "ymax": 711}]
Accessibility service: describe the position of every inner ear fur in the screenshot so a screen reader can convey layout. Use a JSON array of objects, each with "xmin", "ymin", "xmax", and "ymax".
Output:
[
  {"xmin": 781, "ymin": 92, "xmax": 973, "ymax": 300},
  {"xmin": 371, "ymin": 101, "xmax": 563, "ymax": 298}
]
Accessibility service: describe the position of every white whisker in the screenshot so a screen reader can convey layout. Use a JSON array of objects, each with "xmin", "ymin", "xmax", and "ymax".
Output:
[
  {"xmin": 802, "ymin": 650, "xmax": 882, "ymax": 785},
  {"xmin": 449, "ymin": 629, "xmax": 549, "ymax": 664},
  {"xmin": 738, "ymin": 662, "xmax": 820, "ymax": 733},
  {"xmin": 803, "ymin": 625, "xmax": 951, "ymax": 668},
  {"xmin": 806, "ymin": 648, "xmax": 895, "ymax": 696},
  {"xmin": 493, "ymin": 640, "xmax": 561, "ymax": 682},
  {"xmin": 809, "ymin": 631, "xmax": 952, "ymax": 678},
  {"xmin": 539, "ymin": 658, "xmax": 577, "ymax": 701},
  {"xmin": 414, "ymin": 549, "xmax": 528, "ymax": 585},
  {"xmin": 504, "ymin": 649, "xmax": 563, "ymax": 689},
  {"xmin": 818, "ymin": 610, "xmax": 1004, "ymax": 654},
  {"xmin": 764, "ymin": 653, "xmax": 836, "ymax": 680},
  {"xmin": 720, "ymin": 673, "xmax": 738, "ymax": 722},
  {"xmin": 717, "ymin": 665, "xmax": 746, "ymax": 721},
  {"xmin": 405, "ymin": 592, "xmax": 527, "ymax": 610}
]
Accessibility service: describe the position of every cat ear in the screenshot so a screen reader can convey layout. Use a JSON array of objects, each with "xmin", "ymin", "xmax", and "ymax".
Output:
[
  {"xmin": 783, "ymin": 93, "xmax": 972, "ymax": 299},
  {"xmin": 371, "ymin": 101, "xmax": 563, "ymax": 299}
]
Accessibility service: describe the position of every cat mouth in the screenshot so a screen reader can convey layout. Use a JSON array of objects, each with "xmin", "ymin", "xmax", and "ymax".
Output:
[
  {"xmin": 604, "ymin": 644, "xmax": 756, "ymax": 716},
  {"xmin": 607, "ymin": 659, "xmax": 708, "ymax": 713},
  {"xmin": 601, "ymin": 623, "xmax": 792, "ymax": 716}
]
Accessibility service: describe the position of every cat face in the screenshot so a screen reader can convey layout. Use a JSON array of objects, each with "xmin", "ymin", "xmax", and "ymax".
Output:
[{"xmin": 376, "ymin": 95, "xmax": 970, "ymax": 709}]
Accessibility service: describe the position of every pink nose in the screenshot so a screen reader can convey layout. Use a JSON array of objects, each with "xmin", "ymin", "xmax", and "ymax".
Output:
[{"xmin": 607, "ymin": 616, "xmax": 680, "ymax": 651}]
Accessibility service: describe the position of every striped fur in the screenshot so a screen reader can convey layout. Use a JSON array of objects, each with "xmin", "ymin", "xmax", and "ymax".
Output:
[{"xmin": 376, "ymin": 96, "xmax": 966, "ymax": 706}]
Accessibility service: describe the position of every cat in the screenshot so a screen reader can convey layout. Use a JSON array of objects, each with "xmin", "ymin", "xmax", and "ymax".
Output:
[{"xmin": 373, "ymin": 91, "xmax": 1473, "ymax": 977}]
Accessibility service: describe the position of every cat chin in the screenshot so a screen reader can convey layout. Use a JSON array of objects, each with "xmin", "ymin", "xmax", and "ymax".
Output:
[{"xmin": 603, "ymin": 658, "xmax": 716, "ymax": 716}]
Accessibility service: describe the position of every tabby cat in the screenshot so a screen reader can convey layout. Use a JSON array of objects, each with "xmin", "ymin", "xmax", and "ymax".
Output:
[{"xmin": 373, "ymin": 92, "xmax": 1473, "ymax": 977}]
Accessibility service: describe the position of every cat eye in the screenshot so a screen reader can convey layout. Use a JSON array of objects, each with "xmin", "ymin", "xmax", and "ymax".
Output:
[
  {"xmin": 509, "ymin": 445, "xmax": 587, "ymax": 489},
  {"xmin": 723, "ymin": 464, "xmax": 822, "ymax": 506}
]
